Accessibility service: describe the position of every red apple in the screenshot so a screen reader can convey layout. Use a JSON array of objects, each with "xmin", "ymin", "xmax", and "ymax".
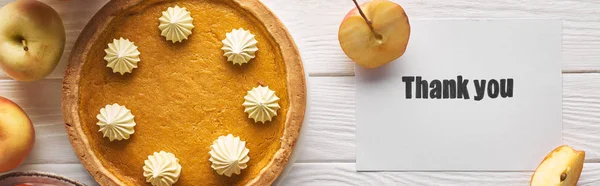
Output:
[{"xmin": 0, "ymin": 96, "xmax": 35, "ymax": 172}]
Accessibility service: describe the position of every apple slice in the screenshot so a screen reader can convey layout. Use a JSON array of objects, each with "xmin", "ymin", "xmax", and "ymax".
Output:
[
  {"xmin": 531, "ymin": 145, "xmax": 585, "ymax": 186},
  {"xmin": 338, "ymin": 0, "xmax": 410, "ymax": 68}
]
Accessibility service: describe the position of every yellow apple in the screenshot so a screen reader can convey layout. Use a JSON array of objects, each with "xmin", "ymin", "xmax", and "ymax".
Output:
[
  {"xmin": 338, "ymin": 0, "xmax": 410, "ymax": 68},
  {"xmin": 0, "ymin": 96, "xmax": 35, "ymax": 173},
  {"xmin": 0, "ymin": 0, "xmax": 66, "ymax": 81},
  {"xmin": 531, "ymin": 145, "xmax": 585, "ymax": 186}
]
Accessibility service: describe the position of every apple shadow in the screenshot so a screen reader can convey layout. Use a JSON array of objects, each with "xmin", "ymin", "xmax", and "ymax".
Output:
[
  {"xmin": 8, "ymin": 80, "xmax": 62, "ymax": 110},
  {"xmin": 355, "ymin": 57, "xmax": 405, "ymax": 83}
]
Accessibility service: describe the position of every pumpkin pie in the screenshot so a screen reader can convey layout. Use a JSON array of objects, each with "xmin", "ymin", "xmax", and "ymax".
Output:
[{"xmin": 62, "ymin": 0, "xmax": 305, "ymax": 185}]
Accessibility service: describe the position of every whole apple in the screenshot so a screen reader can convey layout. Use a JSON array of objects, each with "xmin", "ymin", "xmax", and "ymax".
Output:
[
  {"xmin": 0, "ymin": 0, "xmax": 66, "ymax": 81},
  {"xmin": 0, "ymin": 96, "xmax": 35, "ymax": 173}
]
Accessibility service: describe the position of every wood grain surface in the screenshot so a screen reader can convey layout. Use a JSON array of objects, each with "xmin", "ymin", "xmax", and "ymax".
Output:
[{"xmin": 2, "ymin": 0, "xmax": 600, "ymax": 185}]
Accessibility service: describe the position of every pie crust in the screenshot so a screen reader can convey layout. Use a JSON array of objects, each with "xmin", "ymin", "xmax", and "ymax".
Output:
[{"xmin": 62, "ymin": 0, "xmax": 305, "ymax": 185}]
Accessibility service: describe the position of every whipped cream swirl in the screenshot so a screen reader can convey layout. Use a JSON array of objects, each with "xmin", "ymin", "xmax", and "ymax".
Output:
[
  {"xmin": 103, "ymin": 38, "xmax": 140, "ymax": 75},
  {"xmin": 209, "ymin": 134, "xmax": 250, "ymax": 177},
  {"xmin": 143, "ymin": 151, "xmax": 182, "ymax": 186},
  {"xmin": 243, "ymin": 85, "xmax": 280, "ymax": 123},
  {"xmin": 221, "ymin": 28, "xmax": 259, "ymax": 65},
  {"xmin": 159, "ymin": 5, "xmax": 195, "ymax": 43},
  {"xmin": 96, "ymin": 103, "xmax": 136, "ymax": 141}
]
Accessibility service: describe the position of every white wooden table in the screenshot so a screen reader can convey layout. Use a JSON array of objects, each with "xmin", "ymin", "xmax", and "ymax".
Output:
[{"xmin": 3, "ymin": 0, "xmax": 600, "ymax": 185}]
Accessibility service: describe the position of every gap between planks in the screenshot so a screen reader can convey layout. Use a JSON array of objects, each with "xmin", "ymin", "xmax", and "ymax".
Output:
[
  {"xmin": 1, "ymin": 69, "xmax": 598, "ymax": 80},
  {"xmin": 295, "ymin": 159, "xmax": 600, "ymax": 164},
  {"xmin": 309, "ymin": 69, "xmax": 600, "ymax": 77},
  {"xmin": 10, "ymin": 162, "xmax": 600, "ymax": 186}
]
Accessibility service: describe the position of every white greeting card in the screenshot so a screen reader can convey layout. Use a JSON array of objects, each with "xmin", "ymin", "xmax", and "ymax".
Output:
[{"xmin": 356, "ymin": 19, "xmax": 562, "ymax": 171}]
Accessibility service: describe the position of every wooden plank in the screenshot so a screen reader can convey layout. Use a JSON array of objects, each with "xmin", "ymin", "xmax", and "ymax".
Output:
[
  {"xmin": 0, "ymin": 0, "xmax": 109, "ymax": 79},
  {"xmin": 0, "ymin": 79, "xmax": 79, "ymax": 164},
  {"xmin": 563, "ymin": 73, "xmax": 600, "ymax": 162},
  {"xmin": 296, "ymin": 76, "xmax": 356, "ymax": 162},
  {"xmin": 23, "ymin": 108, "xmax": 79, "ymax": 164},
  {"xmin": 2, "ymin": 0, "xmax": 600, "ymax": 79},
  {"xmin": 280, "ymin": 163, "xmax": 600, "ymax": 186},
  {"xmin": 263, "ymin": 0, "xmax": 600, "ymax": 75},
  {"xmin": 7, "ymin": 164, "xmax": 97, "ymax": 186}
]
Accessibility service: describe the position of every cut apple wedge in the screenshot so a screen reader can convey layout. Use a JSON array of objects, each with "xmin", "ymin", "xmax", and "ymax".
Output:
[
  {"xmin": 338, "ymin": 0, "xmax": 410, "ymax": 68},
  {"xmin": 531, "ymin": 145, "xmax": 585, "ymax": 186}
]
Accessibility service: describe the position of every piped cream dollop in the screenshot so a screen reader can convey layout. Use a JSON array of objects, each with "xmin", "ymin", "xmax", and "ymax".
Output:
[
  {"xmin": 143, "ymin": 151, "xmax": 182, "ymax": 186},
  {"xmin": 243, "ymin": 85, "xmax": 280, "ymax": 123},
  {"xmin": 221, "ymin": 28, "xmax": 258, "ymax": 65},
  {"xmin": 209, "ymin": 134, "xmax": 250, "ymax": 177},
  {"xmin": 103, "ymin": 38, "xmax": 140, "ymax": 75},
  {"xmin": 159, "ymin": 5, "xmax": 194, "ymax": 43},
  {"xmin": 96, "ymin": 103, "xmax": 136, "ymax": 141}
]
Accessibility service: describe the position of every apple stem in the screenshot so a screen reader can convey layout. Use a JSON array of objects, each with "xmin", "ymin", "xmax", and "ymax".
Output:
[
  {"xmin": 21, "ymin": 40, "xmax": 28, "ymax": 51},
  {"xmin": 352, "ymin": 0, "xmax": 382, "ymax": 40}
]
